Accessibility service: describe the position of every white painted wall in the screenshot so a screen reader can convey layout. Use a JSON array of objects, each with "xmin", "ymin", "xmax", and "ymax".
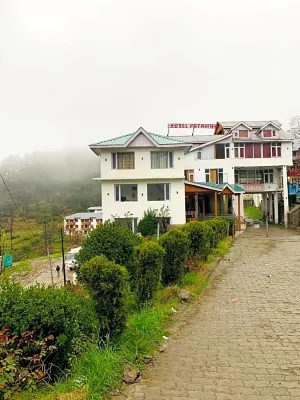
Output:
[
  {"xmin": 101, "ymin": 179, "xmax": 186, "ymax": 225},
  {"xmin": 100, "ymin": 147, "xmax": 185, "ymax": 180}
]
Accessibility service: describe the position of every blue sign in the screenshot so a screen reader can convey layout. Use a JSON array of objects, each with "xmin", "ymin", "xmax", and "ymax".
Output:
[{"xmin": 3, "ymin": 254, "xmax": 13, "ymax": 268}]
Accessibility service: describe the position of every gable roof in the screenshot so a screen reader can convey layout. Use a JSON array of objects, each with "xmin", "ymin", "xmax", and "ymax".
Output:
[
  {"xmin": 256, "ymin": 121, "xmax": 281, "ymax": 132},
  {"xmin": 89, "ymin": 127, "xmax": 188, "ymax": 150},
  {"xmin": 185, "ymin": 181, "xmax": 245, "ymax": 194},
  {"xmin": 189, "ymin": 134, "xmax": 232, "ymax": 152},
  {"xmin": 228, "ymin": 122, "xmax": 253, "ymax": 132}
]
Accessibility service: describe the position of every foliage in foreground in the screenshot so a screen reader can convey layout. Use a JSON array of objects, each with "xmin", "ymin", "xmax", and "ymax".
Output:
[
  {"xmin": 0, "ymin": 282, "xmax": 98, "ymax": 377},
  {"xmin": 80, "ymin": 256, "xmax": 130, "ymax": 339}
]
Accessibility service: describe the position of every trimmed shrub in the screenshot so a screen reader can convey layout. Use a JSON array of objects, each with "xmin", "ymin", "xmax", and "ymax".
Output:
[
  {"xmin": 205, "ymin": 218, "xmax": 228, "ymax": 247},
  {"xmin": 159, "ymin": 230, "xmax": 189, "ymax": 285},
  {"xmin": 0, "ymin": 281, "xmax": 98, "ymax": 375},
  {"xmin": 217, "ymin": 216, "xmax": 235, "ymax": 236},
  {"xmin": 76, "ymin": 221, "xmax": 142, "ymax": 282},
  {"xmin": 134, "ymin": 241, "xmax": 165, "ymax": 303},
  {"xmin": 137, "ymin": 209, "xmax": 158, "ymax": 237},
  {"xmin": 181, "ymin": 221, "xmax": 213, "ymax": 260},
  {"xmin": 80, "ymin": 255, "xmax": 130, "ymax": 338}
]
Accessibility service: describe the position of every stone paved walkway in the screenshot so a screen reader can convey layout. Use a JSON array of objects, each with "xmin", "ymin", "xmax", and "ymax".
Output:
[{"xmin": 122, "ymin": 227, "xmax": 300, "ymax": 400}]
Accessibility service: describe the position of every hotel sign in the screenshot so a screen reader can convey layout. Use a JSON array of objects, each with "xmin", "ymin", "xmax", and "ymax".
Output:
[
  {"xmin": 168, "ymin": 123, "xmax": 216, "ymax": 129},
  {"xmin": 241, "ymin": 184, "xmax": 264, "ymax": 192}
]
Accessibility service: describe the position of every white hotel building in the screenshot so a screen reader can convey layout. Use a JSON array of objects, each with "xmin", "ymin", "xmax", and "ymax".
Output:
[{"xmin": 89, "ymin": 121, "xmax": 293, "ymax": 229}]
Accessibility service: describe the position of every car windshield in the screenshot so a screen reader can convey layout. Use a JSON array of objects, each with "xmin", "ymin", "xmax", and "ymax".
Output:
[{"xmin": 65, "ymin": 254, "xmax": 75, "ymax": 261}]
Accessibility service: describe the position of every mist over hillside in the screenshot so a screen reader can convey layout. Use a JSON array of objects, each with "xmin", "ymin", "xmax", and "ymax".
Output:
[{"xmin": 0, "ymin": 148, "xmax": 101, "ymax": 221}]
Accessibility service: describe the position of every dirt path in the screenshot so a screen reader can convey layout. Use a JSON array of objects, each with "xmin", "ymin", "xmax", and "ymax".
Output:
[
  {"xmin": 10, "ymin": 257, "xmax": 74, "ymax": 287},
  {"xmin": 121, "ymin": 227, "xmax": 300, "ymax": 400}
]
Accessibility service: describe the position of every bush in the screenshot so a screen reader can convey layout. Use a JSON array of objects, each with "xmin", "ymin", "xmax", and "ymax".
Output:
[
  {"xmin": 0, "ymin": 328, "xmax": 55, "ymax": 399},
  {"xmin": 181, "ymin": 221, "xmax": 213, "ymax": 260},
  {"xmin": 0, "ymin": 282, "xmax": 98, "ymax": 376},
  {"xmin": 137, "ymin": 209, "xmax": 158, "ymax": 237},
  {"xmin": 217, "ymin": 216, "xmax": 235, "ymax": 236},
  {"xmin": 80, "ymin": 255, "xmax": 130, "ymax": 339},
  {"xmin": 134, "ymin": 241, "xmax": 165, "ymax": 303},
  {"xmin": 159, "ymin": 230, "xmax": 189, "ymax": 285},
  {"xmin": 76, "ymin": 221, "xmax": 142, "ymax": 282},
  {"xmin": 205, "ymin": 218, "xmax": 228, "ymax": 247}
]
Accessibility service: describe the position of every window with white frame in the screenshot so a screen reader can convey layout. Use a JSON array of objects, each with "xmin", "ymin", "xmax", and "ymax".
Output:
[
  {"xmin": 112, "ymin": 152, "xmax": 135, "ymax": 169},
  {"xmin": 115, "ymin": 184, "xmax": 138, "ymax": 202},
  {"xmin": 263, "ymin": 130, "xmax": 277, "ymax": 138},
  {"xmin": 238, "ymin": 130, "xmax": 249, "ymax": 138},
  {"xmin": 205, "ymin": 169, "xmax": 210, "ymax": 182},
  {"xmin": 264, "ymin": 169, "xmax": 274, "ymax": 184},
  {"xmin": 271, "ymin": 142, "xmax": 281, "ymax": 157},
  {"xmin": 197, "ymin": 150, "xmax": 202, "ymax": 159},
  {"xmin": 147, "ymin": 183, "xmax": 170, "ymax": 201},
  {"xmin": 225, "ymin": 143, "xmax": 230, "ymax": 158},
  {"xmin": 150, "ymin": 152, "xmax": 174, "ymax": 169},
  {"xmin": 185, "ymin": 170, "xmax": 194, "ymax": 181},
  {"xmin": 234, "ymin": 143, "xmax": 245, "ymax": 158}
]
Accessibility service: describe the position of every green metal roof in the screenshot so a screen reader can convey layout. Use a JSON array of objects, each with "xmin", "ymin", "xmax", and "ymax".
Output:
[
  {"xmin": 195, "ymin": 182, "xmax": 245, "ymax": 193},
  {"xmin": 90, "ymin": 130, "xmax": 188, "ymax": 147}
]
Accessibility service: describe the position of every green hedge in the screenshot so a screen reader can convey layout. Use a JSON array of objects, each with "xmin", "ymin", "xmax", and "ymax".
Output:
[
  {"xmin": 181, "ymin": 219, "xmax": 228, "ymax": 260},
  {"xmin": 76, "ymin": 222, "xmax": 142, "ymax": 283},
  {"xmin": 134, "ymin": 241, "xmax": 165, "ymax": 303},
  {"xmin": 81, "ymin": 255, "xmax": 130, "ymax": 339},
  {"xmin": 159, "ymin": 230, "xmax": 189, "ymax": 285},
  {"xmin": 0, "ymin": 282, "xmax": 98, "ymax": 374}
]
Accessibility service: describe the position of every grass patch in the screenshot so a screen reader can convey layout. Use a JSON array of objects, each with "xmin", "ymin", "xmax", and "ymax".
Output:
[
  {"xmin": 0, "ymin": 259, "xmax": 32, "ymax": 283},
  {"xmin": 244, "ymin": 205, "xmax": 263, "ymax": 220},
  {"xmin": 20, "ymin": 237, "xmax": 232, "ymax": 400}
]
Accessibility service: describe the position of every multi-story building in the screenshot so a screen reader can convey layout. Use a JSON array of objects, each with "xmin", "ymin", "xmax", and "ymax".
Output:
[
  {"xmin": 89, "ymin": 121, "xmax": 293, "ymax": 229},
  {"xmin": 90, "ymin": 127, "xmax": 188, "ymax": 228},
  {"xmin": 182, "ymin": 121, "xmax": 292, "ymax": 225},
  {"xmin": 64, "ymin": 208, "xmax": 102, "ymax": 236}
]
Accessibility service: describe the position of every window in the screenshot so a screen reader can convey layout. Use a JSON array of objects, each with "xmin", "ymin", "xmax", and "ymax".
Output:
[
  {"xmin": 197, "ymin": 150, "xmax": 202, "ymax": 159},
  {"xmin": 263, "ymin": 143, "xmax": 271, "ymax": 158},
  {"xmin": 254, "ymin": 143, "xmax": 261, "ymax": 158},
  {"xmin": 205, "ymin": 169, "xmax": 210, "ymax": 182},
  {"xmin": 225, "ymin": 144, "xmax": 230, "ymax": 158},
  {"xmin": 112, "ymin": 152, "xmax": 135, "ymax": 169},
  {"xmin": 185, "ymin": 169, "xmax": 194, "ymax": 181},
  {"xmin": 115, "ymin": 184, "xmax": 138, "ymax": 202},
  {"xmin": 151, "ymin": 152, "xmax": 174, "ymax": 169},
  {"xmin": 217, "ymin": 168, "xmax": 224, "ymax": 184},
  {"xmin": 234, "ymin": 143, "xmax": 245, "ymax": 158},
  {"xmin": 245, "ymin": 143, "xmax": 254, "ymax": 158},
  {"xmin": 263, "ymin": 130, "xmax": 272, "ymax": 138},
  {"xmin": 215, "ymin": 144, "xmax": 225, "ymax": 159},
  {"xmin": 147, "ymin": 183, "xmax": 170, "ymax": 201},
  {"xmin": 264, "ymin": 169, "xmax": 274, "ymax": 184},
  {"xmin": 271, "ymin": 142, "xmax": 281, "ymax": 157},
  {"xmin": 239, "ymin": 130, "xmax": 249, "ymax": 138}
]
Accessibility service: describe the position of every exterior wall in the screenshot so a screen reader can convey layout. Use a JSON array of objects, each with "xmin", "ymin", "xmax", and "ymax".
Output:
[
  {"xmin": 100, "ymin": 147, "xmax": 185, "ymax": 180},
  {"xmin": 101, "ymin": 179, "xmax": 186, "ymax": 225}
]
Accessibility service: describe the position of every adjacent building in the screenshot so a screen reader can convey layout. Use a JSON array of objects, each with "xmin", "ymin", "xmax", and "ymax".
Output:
[
  {"xmin": 89, "ymin": 121, "xmax": 293, "ymax": 229},
  {"xmin": 64, "ymin": 208, "xmax": 102, "ymax": 236}
]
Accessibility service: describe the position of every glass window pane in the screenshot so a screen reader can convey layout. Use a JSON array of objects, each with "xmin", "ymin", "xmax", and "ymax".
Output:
[
  {"xmin": 165, "ymin": 184, "xmax": 170, "ymax": 200},
  {"xmin": 169, "ymin": 152, "xmax": 174, "ymax": 168},
  {"xmin": 147, "ymin": 184, "xmax": 165, "ymax": 201},
  {"xmin": 151, "ymin": 152, "xmax": 168, "ymax": 169},
  {"xmin": 115, "ymin": 185, "xmax": 120, "ymax": 201}
]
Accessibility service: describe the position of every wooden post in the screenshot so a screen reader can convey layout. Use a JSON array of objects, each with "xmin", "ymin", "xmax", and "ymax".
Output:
[
  {"xmin": 238, "ymin": 194, "xmax": 241, "ymax": 232},
  {"xmin": 214, "ymin": 192, "xmax": 218, "ymax": 217},
  {"xmin": 203, "ymin": 195, "xmax": 206, "ymax": 220},
  {"xmin": 195, "ymin": 194, "xmax": 199, "ymax": 220},
  {"xmin": 232, "ymin": 222, "xmax": 235, "ymax": 239}
]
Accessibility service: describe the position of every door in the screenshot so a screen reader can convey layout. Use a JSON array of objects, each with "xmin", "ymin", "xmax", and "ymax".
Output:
[{"xmin": 210, "ymin": 169, "xmax": 217, "ymax": 183}]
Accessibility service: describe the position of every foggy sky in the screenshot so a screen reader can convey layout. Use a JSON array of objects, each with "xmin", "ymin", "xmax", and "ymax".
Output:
[{"xmin": 0, "ymin": 0, "xmax": 299, "ymax": 159}]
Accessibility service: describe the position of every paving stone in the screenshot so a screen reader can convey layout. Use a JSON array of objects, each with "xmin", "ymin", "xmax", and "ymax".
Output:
[{"xmin": 116, "ymin": 228, "xmax": 300, "ymax": 399}]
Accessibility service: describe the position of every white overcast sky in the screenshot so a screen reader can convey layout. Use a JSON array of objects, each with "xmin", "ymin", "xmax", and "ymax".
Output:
[{"xmin": 0, "ymin": 0, "xmax": 299, "ymax": 158}]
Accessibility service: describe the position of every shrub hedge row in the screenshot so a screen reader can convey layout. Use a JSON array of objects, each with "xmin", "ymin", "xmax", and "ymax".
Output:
[{"xmin": 0, "ymin": 217, "xmax": 232, "ymax": 391}]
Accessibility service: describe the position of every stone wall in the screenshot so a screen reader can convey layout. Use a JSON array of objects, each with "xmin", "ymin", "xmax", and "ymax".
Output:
[{"xmin": 287, "ymin": 204, "xmax": 300, "ymax": 229}]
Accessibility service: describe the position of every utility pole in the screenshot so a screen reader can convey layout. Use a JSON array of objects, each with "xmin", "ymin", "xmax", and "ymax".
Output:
[
  {"xmin": 60, "ymin": 228, "xmax": 66, "ymax": 286},
  {"xmin": 10, "ymin": 205, "xmax": 13, "ymax": 251},
  {"xmin": 44, "ymin": 222, "xmax": 54, "ymax": 287}
]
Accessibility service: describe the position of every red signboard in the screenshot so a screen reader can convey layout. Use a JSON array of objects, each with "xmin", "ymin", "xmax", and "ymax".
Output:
[
  {"xmin": 241, "ymin": 184, "xmax": 264, "ymax": 192},
  {"xmin": 168, "ymin": 123, "xmax": 216, "ymax": 129}
]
